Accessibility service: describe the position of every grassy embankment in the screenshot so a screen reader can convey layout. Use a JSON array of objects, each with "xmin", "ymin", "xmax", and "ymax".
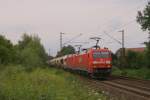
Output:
[
  {"xmin": 112, "ymin": 66, "xmax": 150, "ymax": 80},
  {"xmin": 0, "ymin": 65, "xmax": 107, "ymax": 100}
]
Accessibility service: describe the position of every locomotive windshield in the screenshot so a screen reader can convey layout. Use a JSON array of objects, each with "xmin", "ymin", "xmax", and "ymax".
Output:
[{"xmin": 93, "ymin": 51, "xmax": 110, "ymax": 58}]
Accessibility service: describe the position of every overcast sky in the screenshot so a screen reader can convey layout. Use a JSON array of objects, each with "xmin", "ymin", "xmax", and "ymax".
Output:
[{"xmin": 0, "ymin": 0, "xmax": 149, "ymax": 56}]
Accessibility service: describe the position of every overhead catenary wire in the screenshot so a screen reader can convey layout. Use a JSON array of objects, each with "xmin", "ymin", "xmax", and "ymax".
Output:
[
  {"xmin": 103, "ymin": 31, "xmax": 122, "ymax": 45},
  {"xmin": 89, "ymin": 0, "xmax": 148, "ymax": 40},
  {"xmin": 63, "ymin": 33, "xmax": 82, "ymax": 46},
  {"xmin": 97, "ymin": 0, "xmax": 148, "ymax": 33},
  {"xmin": 60, "ymin": 0, "xmax": 149, "ymax": 52}
]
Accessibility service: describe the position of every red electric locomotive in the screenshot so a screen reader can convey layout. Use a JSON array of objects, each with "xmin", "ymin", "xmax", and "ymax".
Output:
[
  {"xmin": 49, "ymin": 38, "xmax": 112, "ymax": 78},
  {"xmin": 49, "ymin": 47, "xmax": 112, "ymax": 78}
]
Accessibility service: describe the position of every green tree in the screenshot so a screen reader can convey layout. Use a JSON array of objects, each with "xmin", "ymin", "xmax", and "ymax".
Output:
[
  {"xmin": 137, "ymin": 2, "xmax": 150, "ymax": 67},
  {"xmin": 0, "ymin": 35, "xmax": 15, "ymax": 64},
  {"xmin": 111, "ymin": 53, "xmax": 118, "ymax": 66},
  {"xmin": 126, "ymin": 51, "xmax": 144, "ymax": 68},
  {"xmin": 137, "ymin": 2, "xmax": 150, "ymax": 31},
  {"xmin": 57, "ymin": 45, "xmax": 75, "ymax": 57},
  {"xmin": 18, "ymin": 34, "xmax": 32, "ymax": 50},
  {"xmin": 18, "ymin": 34, "xmax": 48, "ymax": 70}
]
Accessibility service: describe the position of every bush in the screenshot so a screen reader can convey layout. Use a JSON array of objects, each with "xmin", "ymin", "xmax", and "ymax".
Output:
[
  {"xmin": 0, "ymin": 34, "xmax": 48, "ymax": 70},
  {"xmin": 116, "ymin": 51, "xmax": 145, "ymax": 69},
  {"xmin": 144, "ymin": 43, "xmax": 150, "ymax": 68},
  {"xmin": 0, "ymin": 66, "xmax": 107, "ymax": 100},
  {"xmin": 18, "ymin": 34, "xmax": 48, "ymax": 69},
  {"xmin": 112, "ymin": 66, "xmax": 150, "ymax": 80}
]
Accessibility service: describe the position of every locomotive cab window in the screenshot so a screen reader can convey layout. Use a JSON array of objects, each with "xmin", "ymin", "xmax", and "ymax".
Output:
[{"xmin": 93, "ymin": 51, "xmax": 110, "ymax": 58}]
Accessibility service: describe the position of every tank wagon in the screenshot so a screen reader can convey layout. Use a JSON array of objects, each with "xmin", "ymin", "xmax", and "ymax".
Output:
[{"xmin": 49, "ymin": 47, "xmax": 112, "ymax": 78}]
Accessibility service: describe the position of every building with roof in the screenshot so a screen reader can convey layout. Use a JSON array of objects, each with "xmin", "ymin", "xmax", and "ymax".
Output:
[{"xmin": 116, "ymin": 47, "xmax": 145, "ymax": 58}]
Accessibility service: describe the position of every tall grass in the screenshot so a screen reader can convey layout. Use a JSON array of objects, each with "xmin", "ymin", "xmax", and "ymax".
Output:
[
  {"xmin": 0, "ymin": 65, "xmax": 106, "ymax": 100},
  {"xmin": 112, "ymin": 66, "xmax": 150, "ymax": 80}
]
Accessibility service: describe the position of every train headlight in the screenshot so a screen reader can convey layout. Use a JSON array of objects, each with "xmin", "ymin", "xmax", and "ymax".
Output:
[
  {"xmin": 93, "ymin": 66, "xmax": 97, "ymax": 68},
  {"xmin": 93, "ymin": 61, "xmax": 98, "ymax": 64},
  {"xmin": 106, "ymin": 61, "xmax": 111, "ymax": 64},
  {"xmin": 107, "ymin": 65, "xmax": 111, "ymax": 68}
]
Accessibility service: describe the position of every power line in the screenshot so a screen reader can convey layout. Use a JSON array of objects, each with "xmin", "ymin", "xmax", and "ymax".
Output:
[
  {"xmin": 106, "ymin": 19, "xmax": 136, "ymax": 34},
  {"xmin": 100, "ymin": 19, "xmax": 137, "ymax": 48},
  {"xmin": 67, "ymin": 41, "xmax": 89, "ymax": 44},
  {"xmin": 93, "ymin": 0, "xmax": 148, "ymax": 37},
  {"xmin": 63, "ymin": 33, "xmax": 82, "ymax": 46},
  {"xmin": 100, "ymin": 1, "xmax": 146, "ymax": 30},
  {"xmin": 103, "ymin": 31, "xmax": 122, "ymax": 45}
]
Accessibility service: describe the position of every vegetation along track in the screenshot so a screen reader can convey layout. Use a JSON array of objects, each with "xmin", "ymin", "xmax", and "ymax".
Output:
[{"xmin": 78, "ymin": 75, "xmax": 150, "ymax": 100}]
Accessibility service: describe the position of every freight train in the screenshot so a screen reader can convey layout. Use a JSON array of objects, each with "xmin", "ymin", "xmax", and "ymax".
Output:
[{"xmin": 49, "ymin": 47, "xmax": 112, "ymax": 78}]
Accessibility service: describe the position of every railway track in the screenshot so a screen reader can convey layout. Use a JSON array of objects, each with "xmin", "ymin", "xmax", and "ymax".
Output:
[
  {"xmin": 108, "ymin": 76, "xmax": 150, "ymax": 92},
  {"xmin": 110, "ymin": 75, "xmax": 150, "ymax": 85},
  {"xmin": 78, "ymin": 75, "xmax": 150, "ymax": 100}
]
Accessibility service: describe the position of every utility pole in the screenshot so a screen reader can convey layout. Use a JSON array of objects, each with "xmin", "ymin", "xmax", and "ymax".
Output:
[
  {"xmin": 60, "ymin": 32, "xmax": 64, "ymax": 51},
  {"xmin": 119, "ymin": 30, "xmax": 125, "ymax": 57},
  {"xmin": 48, "ymin": 48, "xmax": 51, "ymax": 56},
  {"xmin": 119, "ymin": 30, "xmax": 125, "ymax": 67}
]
